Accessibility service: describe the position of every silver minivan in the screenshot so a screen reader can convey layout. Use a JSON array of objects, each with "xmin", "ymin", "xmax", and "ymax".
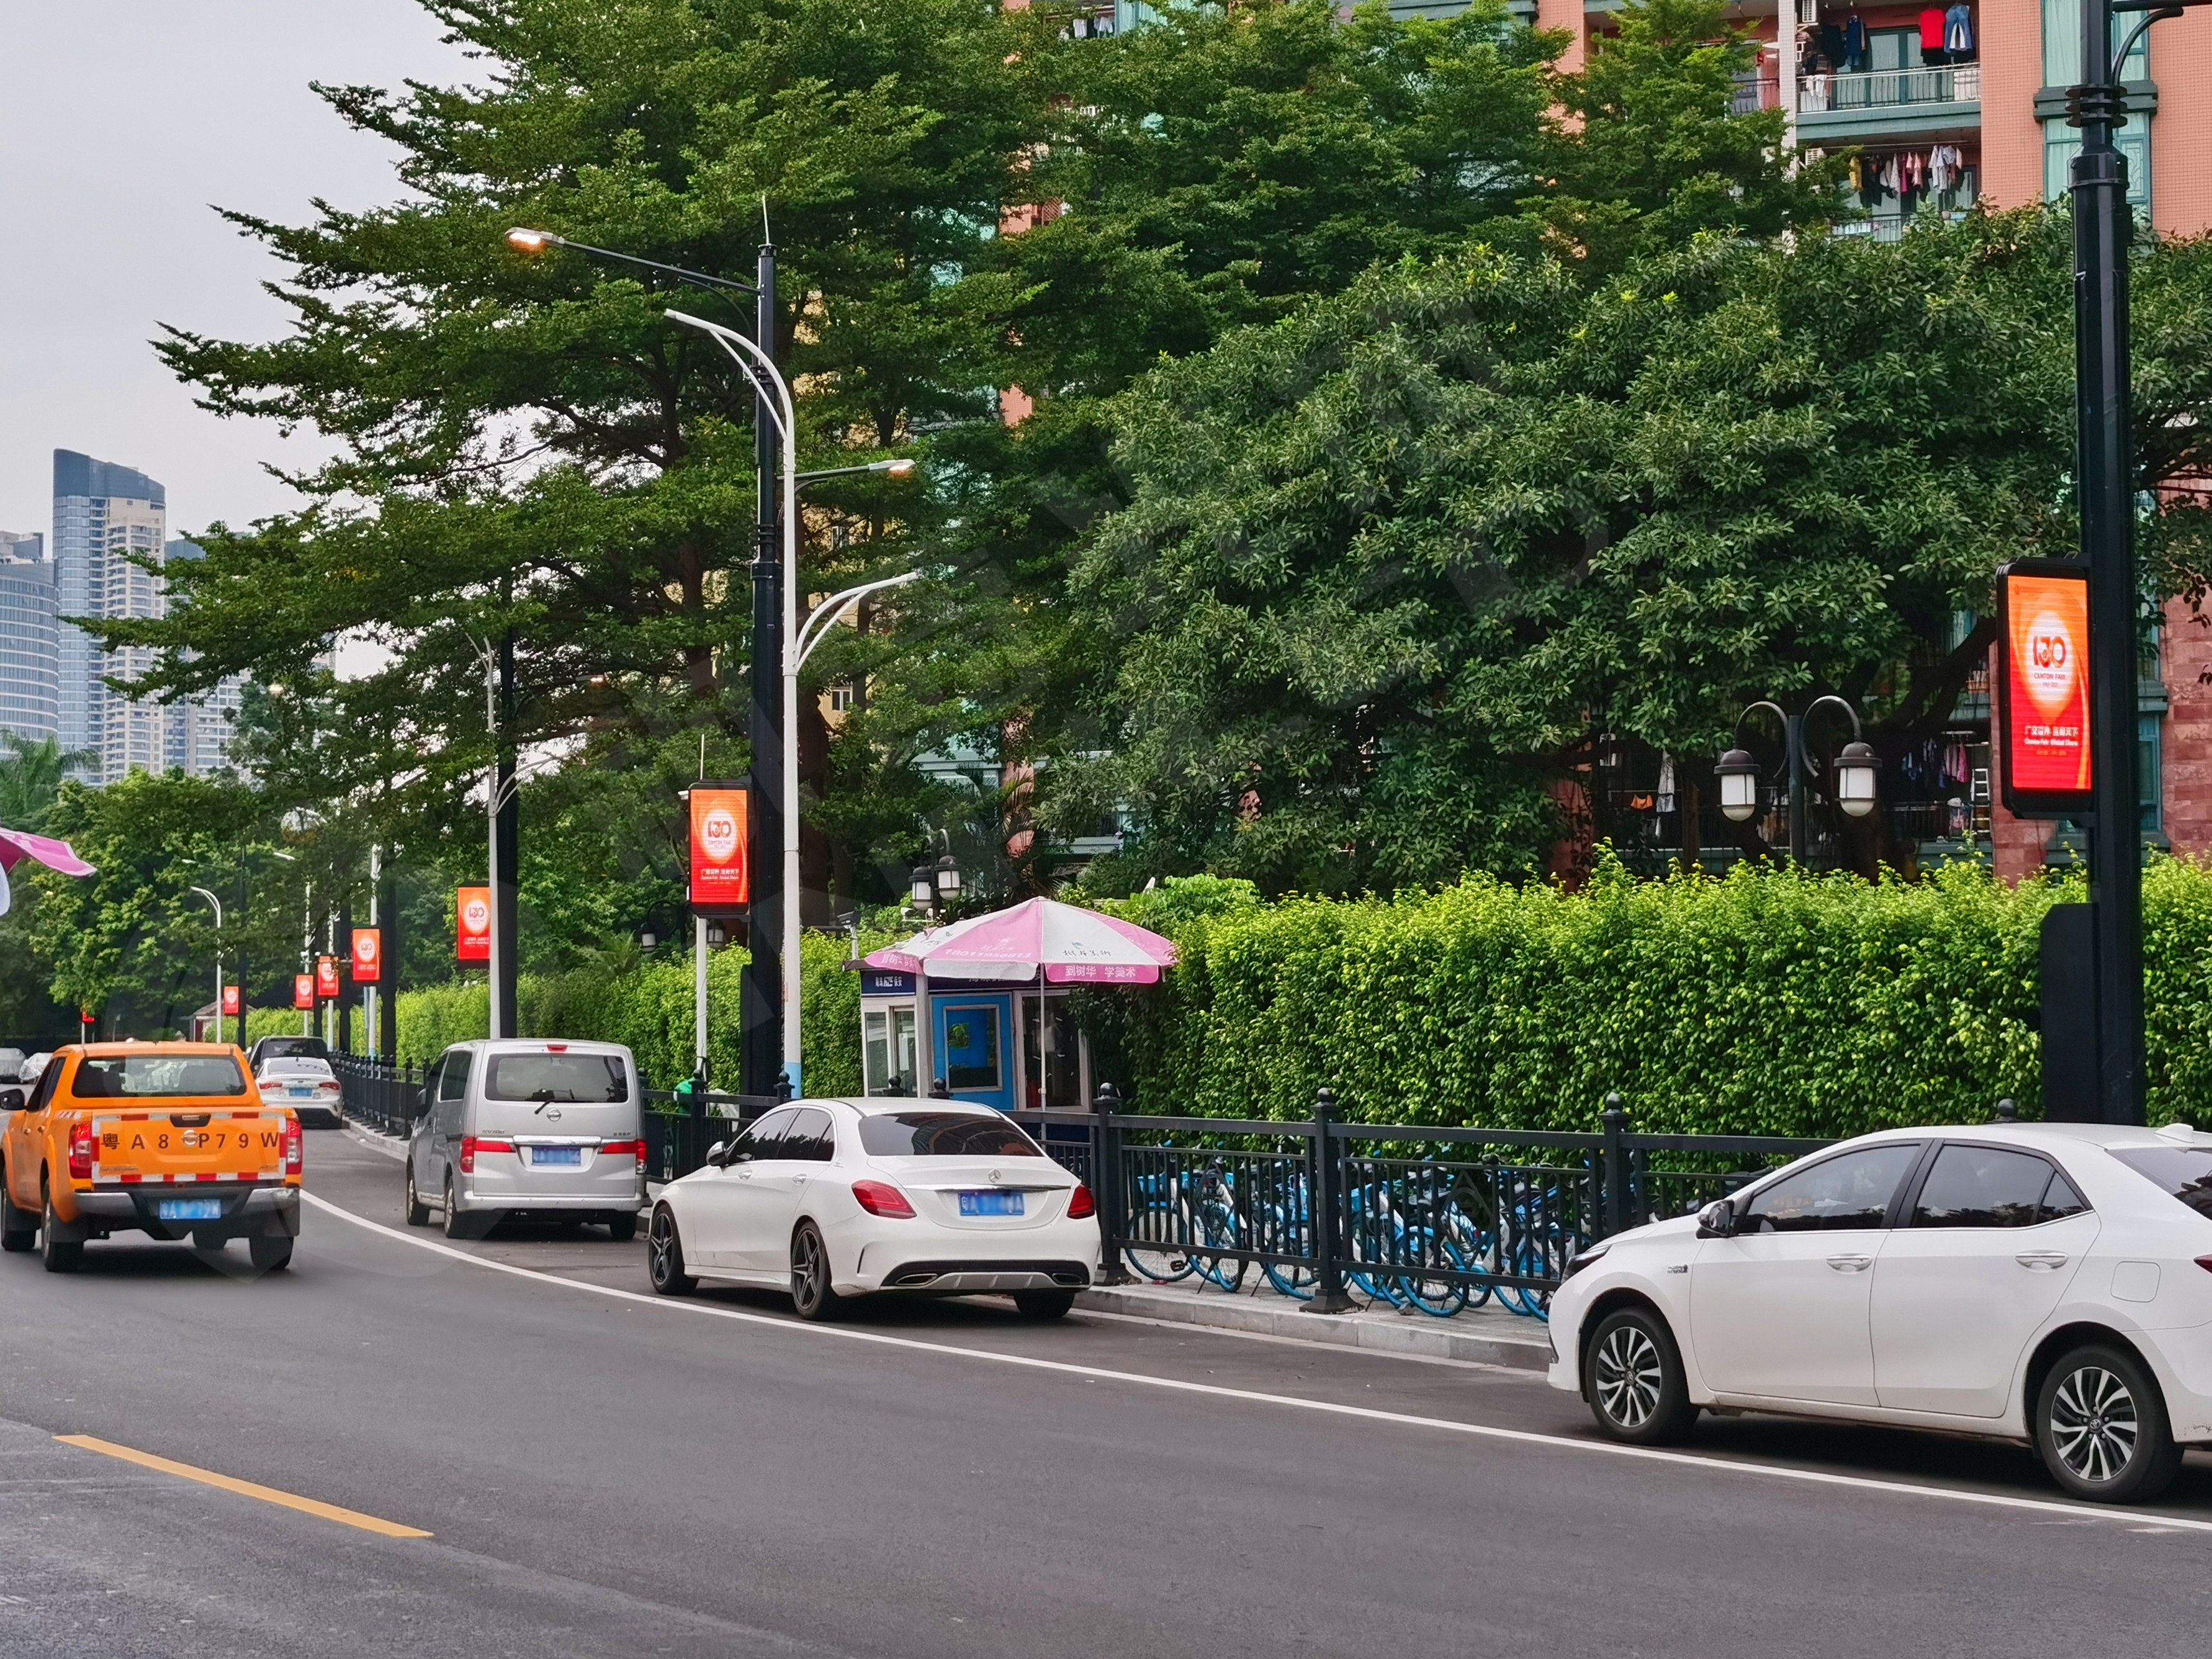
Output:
[{"xmin": 403, "ymin": 1040, "xmax": 645, "ymax": 1240}]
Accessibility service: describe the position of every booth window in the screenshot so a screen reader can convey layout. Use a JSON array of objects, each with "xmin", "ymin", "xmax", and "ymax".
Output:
[
  {"xmin": 863, "ymin": 1007, "xmax": 917, "ymax": 1095},
  {"xmin": 943, "ymin": 1005, "xmax": 1002, "ymax": 1090}
]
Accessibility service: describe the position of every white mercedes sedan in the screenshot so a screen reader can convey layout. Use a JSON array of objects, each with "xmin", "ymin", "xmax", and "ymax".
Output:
[
  {"xmin": 1549, "ymin": 1121, "xmax": 2212, "ymax": 1503},
  {"xmin": 646, "ymin": 1097, "xmax": 1099, "ymax": 1321}
]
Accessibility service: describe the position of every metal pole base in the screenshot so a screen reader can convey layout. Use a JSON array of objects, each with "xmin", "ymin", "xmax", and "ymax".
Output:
[{"xmin": 1302, "ymin": 1289, "xmax": 1356, "ymax": 1316}]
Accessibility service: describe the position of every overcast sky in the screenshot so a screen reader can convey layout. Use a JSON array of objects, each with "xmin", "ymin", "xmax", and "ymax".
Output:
[{"xmin": 0, "ymin": 1, "xmax": 469, "ymax": 546}]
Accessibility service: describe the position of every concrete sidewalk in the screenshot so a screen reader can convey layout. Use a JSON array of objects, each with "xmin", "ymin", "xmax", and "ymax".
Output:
[{"xmin": 1076, "ymin": 1274, "xmax": 1553, "ymax": 1372}]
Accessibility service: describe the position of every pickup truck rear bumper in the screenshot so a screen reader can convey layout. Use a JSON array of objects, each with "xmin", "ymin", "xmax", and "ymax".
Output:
[{"xmin": 58, "ymin": 1184, "xmax": 300, "ymax": 1243}]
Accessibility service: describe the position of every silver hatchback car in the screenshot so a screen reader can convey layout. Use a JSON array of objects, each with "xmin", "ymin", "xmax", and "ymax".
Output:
[{"xmin": 404, "ymin": 1040, "xmax": 645, "ymax": 1240}]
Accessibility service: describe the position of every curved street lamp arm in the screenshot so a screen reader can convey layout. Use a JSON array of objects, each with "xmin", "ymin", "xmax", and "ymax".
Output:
[
  {"xmin": 188, "ymin": 886, "xmax": 223, "ymax": 929},
  {"xmin": 794, "ymin": 572, "xmax": 923, "ymax": 675},
  {"xmin": 1802, "ymin": 695, "xmax": 1864, "ymax": 742},
  {"xmin": 663, "ymin": 310, "xmax": 792, "ymax": 444}
]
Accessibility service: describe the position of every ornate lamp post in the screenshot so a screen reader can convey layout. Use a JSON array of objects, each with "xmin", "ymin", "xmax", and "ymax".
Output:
[{"xmin": 1715, "ymin": 697, "xmax": 1879, "ymax": 865}]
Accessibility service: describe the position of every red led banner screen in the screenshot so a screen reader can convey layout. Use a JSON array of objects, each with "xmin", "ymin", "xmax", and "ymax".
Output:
[
  {"xmin": 294, "ymin": 974, "xmax": 315, "ymax": 1011},
  {"xmin": 1997, "ymin": 560, "xmax": 2094, "ymax": 818},
  {"xmin": 221, "ymin": 985, "xmax": 241, "ymax": 1017},
  {"xmin": 315, "ymin": 955, "xmax": 342, "ymax": 999},
  {"xmin": 688, "ymin": 785, "xmax": 750, "ymax": 914},
  {"xmin": 351, "ymin": 927, "xmax": 382, "ymax": 983},
  {"xmin": 456, "ymin": 886, "xmax": 491, "ymax": 963}
]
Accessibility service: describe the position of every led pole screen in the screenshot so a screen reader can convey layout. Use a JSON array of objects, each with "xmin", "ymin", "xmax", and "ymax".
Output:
[
  {"xmin": 221, "ymin": 986, "xmax": 241, "ymax": 1017},
  {"xmin": 1997, "ymin": 560, "xmax": 2094, "ymax": 818},
  {"xmin": 351, "ymin": 927, "xmax": 382, "ymax": 982},
  {"xmin": 315, "ymin": 955, "xmax": 342, "ymax": 999},
  {"xmin": 688, "ymin": 784, "xmax": 750, "ymax": 914},
  {"xmin": 456, "ymin": 886, "xmax": 492, "ymax": 963},
  {"xmin": 294, "ymin": 974, "xmax": 315, "ymax": 1010}
]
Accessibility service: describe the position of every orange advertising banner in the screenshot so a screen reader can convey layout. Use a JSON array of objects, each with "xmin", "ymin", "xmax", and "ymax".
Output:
[
  {"xmin": 688, "ymin": 785, "xmax": 750, "ymax": 912},
  {"xmin": 315, "ymin": 955, "xmax": 341, "ymax": 999},
  {"xmin": 351, "ymin": 927, "xmax": 382, "ymax": 983},
  {"xmin": 456, "ymin": 886, "xmax": 491, "ymax": 962},
  {"xmin": 1998, "ymin": 562, "xmax": 2093, "ymax": 816},
  {"xmin": 294, "ymin": 973, "xmax": 315, "ymax": 1010},
  {"xmin": 222, "ymin": 985, "xmax": 241, "ymax": 1017}
]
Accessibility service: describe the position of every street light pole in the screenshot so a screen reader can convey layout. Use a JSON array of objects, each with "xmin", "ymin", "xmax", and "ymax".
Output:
[
  {"xmin": 189, "ymin": 886, "xmax": 223, "ymax": 1044},
  {"xmin": 1716, "ymin": 697, "xmax": 1880, "ymax": 861}
]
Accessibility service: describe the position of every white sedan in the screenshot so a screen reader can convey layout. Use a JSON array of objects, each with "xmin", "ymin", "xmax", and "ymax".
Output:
[
  {"xmin": 1549, "ymin": 1120, "xmax": 2212, "ymax": 1503},
  {"xmin": 254, "ymin": 1056, "xmax": 344, "ymax": 1126},
  {"xmin": 646, "ymin": 1097, "xmax": 1100, "ymax": 1321}
]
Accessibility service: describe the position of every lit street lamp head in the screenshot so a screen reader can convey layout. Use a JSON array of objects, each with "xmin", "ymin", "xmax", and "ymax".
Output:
[
  {"xmin": 1715, "ymin": 748, "xmax": 1761, "ymax": 824},
  {"xmin": 883, "ymin": 457, "xmax": 917, "ymax": 478},
  {"xmin": 506, "ymin": 227, "xmax": 560, "ymax": 253},
  {"xmin": 1835, "ymin": 741, "xmax": 1881, "ymax": 819}
]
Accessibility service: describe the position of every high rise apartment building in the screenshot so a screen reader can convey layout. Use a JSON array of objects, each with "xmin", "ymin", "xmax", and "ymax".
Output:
[
  {"xmin": 48, "ymin": 451, "xmax": 242, "ymax": 783},
  {"xmin": 0, "ymin": 530, "xmax": 57, "ymax": 745}
]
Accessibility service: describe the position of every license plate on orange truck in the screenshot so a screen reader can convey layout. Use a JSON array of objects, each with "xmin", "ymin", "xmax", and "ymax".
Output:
[{"xmin": 92, "ymin": 1114, "xmax": 287, "ymax": 1182}]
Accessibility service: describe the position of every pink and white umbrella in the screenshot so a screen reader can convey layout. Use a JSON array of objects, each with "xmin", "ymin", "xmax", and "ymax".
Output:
[
  {"xmin": 865, "ymin": 896, "xmax": 1177, "ymax": 984},
  {"xmin": 0, "ymin": 827, "xmax": 97, "ymax": 918}
]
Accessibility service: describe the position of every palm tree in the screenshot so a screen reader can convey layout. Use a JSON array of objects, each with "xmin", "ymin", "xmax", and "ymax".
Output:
[{"xmin": 0, "ymin": 734, "xmax": 94, "ymax": 832}]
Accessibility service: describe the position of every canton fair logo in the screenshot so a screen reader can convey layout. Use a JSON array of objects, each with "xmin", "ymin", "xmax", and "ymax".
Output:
[
  {"xmin": 461, "ymin": 895, "xmax": 490, "ymax": 933},
  {"xmin": 2024, "ymin": 611, "xmax": 2078, "ymax": 713},
  {"xmin": 354, "ymin": 936, "xmax": 377, "ymax": 964},
  {"xmin": 701, "ymin": 807, "xmax": 740, "ymax": 862}
]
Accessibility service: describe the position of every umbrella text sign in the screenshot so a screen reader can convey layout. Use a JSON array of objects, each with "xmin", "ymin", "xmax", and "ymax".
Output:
[{"xmin": 864, "ymin": 897, "xmax": 1177, "ymax": 984}]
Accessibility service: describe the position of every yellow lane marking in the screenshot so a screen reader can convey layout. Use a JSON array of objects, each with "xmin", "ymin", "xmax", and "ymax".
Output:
[{"xmin": 55, "ymin": 1435, "xmax": 431, "ymax": 1538}]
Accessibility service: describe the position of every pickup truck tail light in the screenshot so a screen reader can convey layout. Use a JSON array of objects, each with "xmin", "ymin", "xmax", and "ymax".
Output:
[
  {"xmin": 459, "ymin": 1136, "xmax": 515, "ymax": 1174},
  {"xmin": 68, "ymin": 1120, "xmax": 96, "ymax": 1181},
  {"xmin": 282, "ymin": 1117, "xmax": 303, "ymax": 1177}
]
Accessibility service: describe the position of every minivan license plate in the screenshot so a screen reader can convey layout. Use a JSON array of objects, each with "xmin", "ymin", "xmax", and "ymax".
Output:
[
  {"xmin": 158, "ymin": 1198, "xmax": 227, "ymax": 1221},
  {"xmin": 958, "ymin": 1190, "xmax": 1023, "ymax": 1216},
  {"xmin": 531, "ymin": 1146, "xmax": 582, "ymax": 1167}
]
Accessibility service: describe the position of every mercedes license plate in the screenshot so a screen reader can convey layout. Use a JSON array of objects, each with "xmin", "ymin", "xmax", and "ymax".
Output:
[{"xmin": 957, "ymin": 1190, "xmax": 1023, "ymax": 1217}]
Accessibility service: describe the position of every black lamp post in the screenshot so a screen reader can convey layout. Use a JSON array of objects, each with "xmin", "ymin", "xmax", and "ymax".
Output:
[{"xmin": 1715, "ymin": 697, "xmax": 1879, "ymax": 865}]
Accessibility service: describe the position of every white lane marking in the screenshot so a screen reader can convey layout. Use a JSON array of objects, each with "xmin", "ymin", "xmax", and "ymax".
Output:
[{"xmin": 302, "ymin": 1190, "xmax": 2212, "ymax": 1535}]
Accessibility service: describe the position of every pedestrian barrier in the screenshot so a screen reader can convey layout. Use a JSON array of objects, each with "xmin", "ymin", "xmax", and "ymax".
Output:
[{"xmin": 1011, "ymin": 1087, "xmax": 1835, "ymax": 1322}]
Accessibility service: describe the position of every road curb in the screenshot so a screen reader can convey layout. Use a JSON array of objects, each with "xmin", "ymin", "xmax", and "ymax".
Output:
[
  {"xmin": 337, "ymin": 1120, "xmax": 407, "ymax": 1161},
  {"xmin": 1073, "ymin": 1284, "xmax": 1553, "ymax": 1372}
]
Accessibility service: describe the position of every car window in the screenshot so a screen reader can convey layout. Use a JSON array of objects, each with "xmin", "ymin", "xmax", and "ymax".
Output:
[
  {"xmin": 1910, "ymin": 1144, "xmax": 2087, "ymax": 1228},
  {"xmin": 856, "ymin": 1112, "xmax": 1043, "ymax": 1159},
  {"xmin": 781, "ymin": 1107, "xmax": 835, "ymax": 1163},
  {"xmin": 22, "ymin": 1061, "xmax": 61, "ymax": 1114},
  {"xmin": 740, "ymin": 1109, "xmax": 800, "ymax": 1161},
  {"xmin": 70, "ymin": 1054, "xmax": 248, "ymax": 1099},
  {"xmin": 259, "ymin": 1036, "xmax": 330, "ymax": 1063},
  {"xmin": 1740, "ymin": 1144, "xmax": 1923, "ymax": 1233},
  {"xmin": 438, "ymin": 1051, "xmax": 472, "ymax": 1102},
  {"xmin": 2108, "ymin": 1146, "xmax": 2212, "ymax": 1221}
]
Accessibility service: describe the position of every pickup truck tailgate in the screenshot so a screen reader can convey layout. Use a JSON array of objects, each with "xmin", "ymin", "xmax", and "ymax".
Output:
[{"xmin": 92, "ymin": 1112, "xmax": 289, "ymax": 1183}]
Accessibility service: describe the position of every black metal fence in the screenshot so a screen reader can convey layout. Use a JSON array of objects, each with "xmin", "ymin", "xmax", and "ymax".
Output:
[
  {"xmin": 1015, "ymin": 1086, "xmax": 1833, "ymax": 1319},
  {"xmin": 330, "ymin": 1055, "xmax": 778, "ymax": 1186}
]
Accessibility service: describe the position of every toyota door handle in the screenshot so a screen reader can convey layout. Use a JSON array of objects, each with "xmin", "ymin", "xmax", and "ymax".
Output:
[
  {"xmin": 1826, "ymin": 1254, "xmax": 1873, "ymax": 1272},
  {"xmin": 2016, "ymin": 1251, "xmax": 2069, "ymax": 1269}
]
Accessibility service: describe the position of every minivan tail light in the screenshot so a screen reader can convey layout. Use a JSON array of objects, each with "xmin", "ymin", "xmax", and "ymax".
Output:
[
  {"xmin": 68, "ymin": 1120, "xmax": 96, "ymax": 1181},
  {"xmin": 597, "ymin": 1140, "xmax": 643, "ymax": 1159},
  {"xmin": 282, "ymin": 1116, "xmax": 303, "ymax": 1176},
  {"xmin": 852, "ymin": 1180, "xmax": 915, "ymax": 1218},
  {"xmin": 1066, "ymin": 1182, "xmax": 1096, "ymax": 1220},
  {"xmin": 459, "ymin": 1135, "xmax": 515, "ymax": 1174}
]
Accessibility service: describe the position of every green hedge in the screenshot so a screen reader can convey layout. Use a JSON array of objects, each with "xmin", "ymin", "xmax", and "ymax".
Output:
[{"xmin": 1082, "ymin": 859, "xmax": 2212, "ymax": 1135}]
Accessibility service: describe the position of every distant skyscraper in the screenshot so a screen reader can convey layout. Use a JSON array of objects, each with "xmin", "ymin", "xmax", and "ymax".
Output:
[
  {"xmin": 54, "ymin": 449, "xmax": 166, "ymax": 781},
  {"xmin": 0, "ymin": 529, "xmax": 58, "ymax": 745},
  {"xmin": 163, "ymin": 539, "xmax": 243, "ymax": 778}
]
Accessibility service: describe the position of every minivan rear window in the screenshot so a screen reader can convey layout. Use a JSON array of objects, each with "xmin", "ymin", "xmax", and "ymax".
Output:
[
  {"xmin": 2109, "ymin": 1146, "xmax": 2212, "ymax": 1221},
  {"xmin": 483, "ymin": 1053, "xmax": 627, "ymax": 1104},
  {"xmin": 71, "ymin": 1054, "xmax": 247, "ymax": 1099},
  {"xmin": 857, "ymin": 1112, "xmax": 1040, "ymax": 1158}
]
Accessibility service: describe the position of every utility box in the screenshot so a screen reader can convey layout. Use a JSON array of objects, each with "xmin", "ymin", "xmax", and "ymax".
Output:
[{"xmin": 2039, "ymin": 902, "xmax": 2100, "ymax": 1123}]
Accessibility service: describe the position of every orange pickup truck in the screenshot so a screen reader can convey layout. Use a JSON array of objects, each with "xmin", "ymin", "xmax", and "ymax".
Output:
[{"xmin": 0, "ymin": 1042, "xmax": 302, "ymax": 1273}]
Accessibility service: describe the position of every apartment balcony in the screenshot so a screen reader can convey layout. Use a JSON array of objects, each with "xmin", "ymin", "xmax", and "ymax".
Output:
[{"xmin": 1797, "ymin": 65, "xmax": 1982, "ymax": 142}]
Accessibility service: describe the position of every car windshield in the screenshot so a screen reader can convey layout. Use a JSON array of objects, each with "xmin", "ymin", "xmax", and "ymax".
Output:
[
  {"xmin": 857, "ymin": 1112, "xmax": 1042, "ymax": 1158},
  {"xmin": 483, "ymin": 1053, "xmax": 627, "ymax": 1104},
  {"xmin": 71, "ymin": 1054, "xmax": 248, "ymax": 1099},
  {"xmin": 258, "ymin": 1038, "xmax": 329, "ymax": 1061},
  {"xmin": 2108, "ymin": 1146, "xmax": 2212, "ymax": 1221}
]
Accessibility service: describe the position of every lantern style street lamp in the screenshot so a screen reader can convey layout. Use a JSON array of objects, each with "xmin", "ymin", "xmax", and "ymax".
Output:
[{"xmin": 1717, "ymin": 697, "xmax": 1878, "ymax": 865}]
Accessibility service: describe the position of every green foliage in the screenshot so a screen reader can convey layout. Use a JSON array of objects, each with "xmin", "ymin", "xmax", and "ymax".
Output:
[
  {"xmin": 1079, "ymin": 855, "xmax": 2212, "ymax": 1135},
  {"xmin": 395, "ymin": 980, "xmax": 492, "ymax": 1066},
  {"xmin": 241, "ymin": 1005, "xmax": 308, "ymax": 1047}
]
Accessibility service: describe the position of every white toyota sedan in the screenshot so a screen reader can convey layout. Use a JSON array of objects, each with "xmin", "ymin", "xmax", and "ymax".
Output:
[
  {"xmin": 647, "ymin": 1097, "xmax": 1099, "ymax": 1321},
  {"xmin": 1549, "ymin": 1120, "xmax": 2212, "ymax": 1503}
]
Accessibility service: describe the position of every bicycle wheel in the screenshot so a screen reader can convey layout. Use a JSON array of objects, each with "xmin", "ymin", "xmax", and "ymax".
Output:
[
  {"xmin": 1402, "ymin": 1228, "xmax": 1471, "ymax": 1318},
  {"xmin": 1122, "ymin": 1194, "xmax": 1195, "ymax": 1283},
  {"xmin": 1192, "ymin": 1199, "xmax": 1247, "ymax": 1292},
  {"xmin": 1259, "ymin": 1202, "xmax": 1316, "ymax": 1300},
  {"xmin": 1449, "ymin": 1220, "xmax": 1496, "ymax": 1308}
]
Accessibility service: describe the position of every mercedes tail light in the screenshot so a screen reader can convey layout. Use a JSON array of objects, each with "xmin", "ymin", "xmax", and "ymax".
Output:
[
  {"xmin": 68, "ymin": 1120, "xmax": 96, "ymax": 1181},
  {"xmin": 1065, "ymin": 1182, "xmax": 1095, "ymax": 1220},
  {"xmin": 282, "ymin": 1116, "xmax": 303, "ymax": 1176},
  {"xmin": 852, "ymin": 1179, "xmax": 915, "ymax": 1218}
]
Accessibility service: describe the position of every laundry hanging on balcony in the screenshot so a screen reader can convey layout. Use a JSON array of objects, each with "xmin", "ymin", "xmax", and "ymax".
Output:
[{"xmin": 1943, "ymin": 3, "xmax": 1974, "ymax": 54}]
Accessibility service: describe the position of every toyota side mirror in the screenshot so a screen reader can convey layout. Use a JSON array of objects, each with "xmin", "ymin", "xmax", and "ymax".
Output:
[{"xmin": 1696, "ymin": 1198, "xmax": 1737, "ymax": 1239}]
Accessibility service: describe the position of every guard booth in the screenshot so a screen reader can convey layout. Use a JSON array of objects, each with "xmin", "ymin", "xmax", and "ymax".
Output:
[{"xmin": 856, "ymin": 968, "xmax": 1091, "ymax": 1113}]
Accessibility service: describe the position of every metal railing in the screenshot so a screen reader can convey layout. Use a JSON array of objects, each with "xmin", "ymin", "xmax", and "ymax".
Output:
[
  {"xmin": 1018, "ymin": 1087, "xmax": 1833, "ymax": 1319},
  {"xmin": 1799, "ymin": 64, "xmax": 1980, "ymax": 112},
  {"xmin": 330, "ymin": 1055, "xmax": 779, "ymax": 1185}
]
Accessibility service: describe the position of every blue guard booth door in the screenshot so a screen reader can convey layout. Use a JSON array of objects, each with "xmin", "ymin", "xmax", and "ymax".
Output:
[{"xmin": 935, "ymin": 994, "xmax": 1015, "ymax": 1114}]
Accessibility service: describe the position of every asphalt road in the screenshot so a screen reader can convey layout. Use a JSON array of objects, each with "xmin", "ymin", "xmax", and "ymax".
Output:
[{"xmin": 1, "ymin": 1128, "xmax": 2208, "ymax": 1658}]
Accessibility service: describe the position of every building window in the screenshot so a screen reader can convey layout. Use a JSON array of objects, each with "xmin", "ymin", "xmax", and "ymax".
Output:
[
  {"xmin": 829, "ymin": 684, "xmax": 855, "ymax": 713},
  {"xmin": 2041, "ymin": 0, "xmax": 2151, "ymax": 209},
  {"xmin": 2141, "ymin": 714, "xmax": 2162, "ymax": 834}
]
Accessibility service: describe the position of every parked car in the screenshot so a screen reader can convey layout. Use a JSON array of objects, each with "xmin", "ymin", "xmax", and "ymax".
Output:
[
  {"xmin": 1549, "ymin": 1120, "xmax": 2212, "ymax": 1503},
  {"xmin": 246, "ymin": 1035, "xmax": 330, "ymax": 1072},
  {"xmin": 254, "ymin": 1055, "xmax": 343, "ymax": 1128},
  {"xmin": 646, "ymin": 1097, "xmax": 1099, "ymax": 1321},
  {"xmin": 0, "ymin": 1042, "xmax": 302, "ymax": 1272},
  {"xmin": 405, "ymin": 1040, "xmax": 645, "ymax": 1240}
]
